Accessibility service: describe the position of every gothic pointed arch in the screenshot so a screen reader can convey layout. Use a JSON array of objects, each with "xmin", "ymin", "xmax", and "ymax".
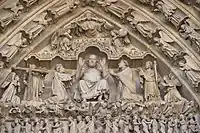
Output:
[{"xmin": 0, "ymin": 0, "xmax": 200, "ymax": 132}]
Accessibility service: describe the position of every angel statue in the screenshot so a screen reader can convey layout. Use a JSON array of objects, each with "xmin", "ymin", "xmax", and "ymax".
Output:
[
  {"xmin": 139, "ymin": 61, "xmax": 161, "ymax": 102},
  {"xmin": 153, "ymin": 31, "xmax": 185, "ymax": 63},
  {"xmin": 0, "ymin": 72, "xmax": 21, "ymax": 105},
  {"xmin": 127, "ymin": 11, "xmax": 158, "ymax": 40},
  {"xmin": 109, "ymin": 59, "xmax": 143, "ymax": 102},
  {"xmin": 179, "ymin": 22, "xmax": 200, "ymax": 52},
  {"xmin": 161, "ymin": 74, "xmax": 187, "ymax": 103},
  {"xmin": 20, "ymin": 12, "xmax": 50, "ymax": 40},
  {"xmin": 178, "ymin": 60, "xmax": 200, "ymax": 91},
  {"xmin": 73, "ymin": 54, "xmax": 109, "ymax": 101}
]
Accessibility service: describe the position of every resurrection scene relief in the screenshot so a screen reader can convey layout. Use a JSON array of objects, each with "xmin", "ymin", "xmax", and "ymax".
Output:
[{"xmin": 0, "ymin": 0, "xmax": 200, "ymax": 132}]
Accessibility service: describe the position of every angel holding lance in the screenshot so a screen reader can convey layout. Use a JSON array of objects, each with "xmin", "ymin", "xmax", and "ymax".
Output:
[{"xmin": 139, "ymin": 60, "xmax": 161, "ymax": 102}]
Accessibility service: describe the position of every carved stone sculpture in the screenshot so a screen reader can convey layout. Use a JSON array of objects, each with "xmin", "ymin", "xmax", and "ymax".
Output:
[
  {"xmin": 161, "ymin": 74, "xmax": 187, "ymax": 102},
  {"xmin": 74, "ymin": 54, "xmax": 109, "ymax": 101},
  {"xmin": 44, "ymin": 64, "xmax": 72, "ymax": 103},
  {"xmin": 12, "ymin": 118, "xmax": 21, "ymax": 133},
  {"xmin": 0, "ymin": 118, "xmax": 7, "ymax": 133},
  {"xmin": 167, "ymin": 117, "xmax": 175, "ymax": 133},
  {"xmin": 97, "ymin": 0, "xmax": 133, "ymax": 22},
  {"xmin": 127, "ymin": 13, "xmax": 158, "ymax": 40},
  {"xmin": 179, "ymin": 23, "xmax": 200, "ymax": 53},
  {"xmin": 153, "ymin": 31, "xmax": 186, "ymax": 63},
  {"xmin": 46, "ymin": 0, "xmax": 79, "ymax": 21},
  {"xmin": 52, "ymin": 117, "xmax": 63, "ymax": 133},
  {"xmin": 0, "ymin": 2, "xmax": 199, "ymax": 133},
  {"xmin": 178, "ymin": 60, "xmax": 200, "ymax": 91},
  {"xmin": 0, "ymin": 72, "xmax": 21, "ymax": 105},
  {"xmin": 0, "ymin": 1, "xmax": 23, "ymax": 32},
  {"xmin": 21, "ymin": 13, "xmax": 50, "ymax": 41},
  {"xmin": 18, "ymin": 0, "xmax": 39, "ymax": 11},
  {"xmin": 139, "ymin": 61, "xmax": 161, "ymax": 102},
  {"xmin": 110, "ymin": 59, "xmax": 143, "ymax": 101},
  {"xmin": 23, "ymin": 64, "xmax": 44, "ymax": 102},
  {"xmin": 0, "ymin": 32, "xmax": 29, "ymax": 62}
]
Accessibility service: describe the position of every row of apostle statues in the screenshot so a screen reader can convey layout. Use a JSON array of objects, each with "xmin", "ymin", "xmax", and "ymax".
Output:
[{"xmin": 0, "ymin": 54, "xmax": 190, "ymax": 105}]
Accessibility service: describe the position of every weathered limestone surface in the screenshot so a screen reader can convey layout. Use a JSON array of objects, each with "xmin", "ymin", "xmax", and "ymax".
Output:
[{"xmin": 0, "ymin": 0, "xmax": 200, "ymax": 132}]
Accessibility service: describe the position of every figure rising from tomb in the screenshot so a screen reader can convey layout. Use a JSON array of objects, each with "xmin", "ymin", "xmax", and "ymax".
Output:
[
  {"xmin": 105, "ymin": 114, "xmax": 112, "ymax": 133},
  {"xmin": 52, "ymin": 117, "xmax": 64, "ymax": 133},
  {"xmin": 12, "ymin": 118, "xmax": 21, "ymax": 133},
  {"xmin": 83, "ymin": 116, "xmax": 95, "ymax": 133},
  {"xmin": 132, "ymin": 114, "xmax": 141, "ymax": 133}
]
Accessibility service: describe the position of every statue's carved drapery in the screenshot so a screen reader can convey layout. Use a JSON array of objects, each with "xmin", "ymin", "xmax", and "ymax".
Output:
[{"xmin": 0, "ymin": 0, "xmax": 200, "ymax": 132}]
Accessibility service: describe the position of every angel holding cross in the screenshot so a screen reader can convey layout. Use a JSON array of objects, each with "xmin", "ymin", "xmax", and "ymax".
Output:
[{"xmin": 13, "ymin": 63, "xmax": 73, "ymax": 104}]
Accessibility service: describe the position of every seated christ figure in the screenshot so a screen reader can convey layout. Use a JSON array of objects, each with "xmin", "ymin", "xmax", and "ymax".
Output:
[{"xmin": 76, "ymin": 54, "xmax": 109, "ymax": 101}]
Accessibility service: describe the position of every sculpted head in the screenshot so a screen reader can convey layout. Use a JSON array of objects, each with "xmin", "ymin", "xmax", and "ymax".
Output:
[
  {"xmin": 178, "ymin": 60, "xmax": 186, "ymax": 67},
  {"xmin": 88, "ymin": 54, "xmax": 98, "ymax": 68},
  {"xmin": 163, "ymin": 75, "xmax": 170, "ymax": 82},
  {"xmin": 0, "ymin": 61, "xmax": 4, "ymax": 69},
  {"xmin": 54, "ymin": 117, "xmax": 59, "ymax": 123},
  {"xmin": 145, "ymin": 61, "xmax": 153, "ymax": 69},
  {"xmin": 85, "ymin": 116, "xmax": 91, "ymax": 122},
  {"xmin": 15, "ymin": 75, "xmax": 20, "ymax": 81},
  {"xmin": 14, "ymin": 118, "xmax": 19, "ymax": 123},
  {"xmin": 77, "ymin": 115, "xmax": 82, "ymax": 121},
  {"xmin": 29, "ymin": 64, "xmax": 36, "ymax": 69},
  {"xmin": 118, "ymin": 59, "xmax": 129, "ymax": 69},
  {"xmin": 55, "ymin": 64, "xmax": 65, "ymax": 72}
]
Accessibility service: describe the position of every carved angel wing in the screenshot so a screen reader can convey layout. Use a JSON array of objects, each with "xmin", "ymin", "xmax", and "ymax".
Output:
[
  {"xmin": 93, "ymin": 102, "xmax": 101, "ymax": 114},
  {"xmin": 184, "ymin": 55, "xmax": 200, "ymax": 72},
  {"xmin": 186, "ymin": 19, "xmax": 200, "ymax": 31},
  {"xmin": 78, "ymin": 57, "xmax": 85, "ymax": 67},
  {"xmin": 163, "ymin": 0, "xmax": 177, "ymax": 10},
  {"xmin": 51, "ymin": 32, "xmax": 59, "ymax": 49},
  {"xmin": 32, "ymin": 13, "xmax": 47, "ymax": 23},
  {"xmin": 159, "ymin": 31, "xmax": 174, "ymax": 43},
  {"xmin": 169, "ymin": 72, "xmax": 181, "ymax": 87},
  {"xmin": 130, "ymin": 12, "xmax": 149, "ymax": 23},
  {"xmin": 100, "ymin": 57, "xmax": 106, "ymax": 66}
]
